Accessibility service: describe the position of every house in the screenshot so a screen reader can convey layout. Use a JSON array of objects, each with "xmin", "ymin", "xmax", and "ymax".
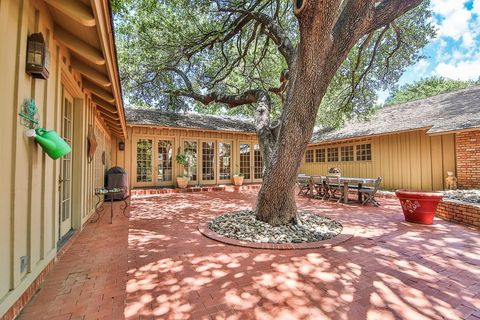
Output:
[
  {"xmin": 0, "ymin": 0, "xmax": 126, "ymax": 318},
  {"xmin": 117, "ymin": 109, "xmax": 263, "ymax": 188},
  {"xmin": 299, "ymin": 86, "xmax": 480, "ymax": 190}
]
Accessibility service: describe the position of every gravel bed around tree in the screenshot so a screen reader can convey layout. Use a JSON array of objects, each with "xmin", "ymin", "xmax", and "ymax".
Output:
[
  {"xmin": 208, "ymin": 210, "xmax": 342, "ymax": 243},
  {"xmin": 443, "ymin": 189, "xmax": 480, "ymax": 204}
]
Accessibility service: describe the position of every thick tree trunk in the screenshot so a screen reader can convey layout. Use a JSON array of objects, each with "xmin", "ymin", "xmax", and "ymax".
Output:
[{"xmin": 255, "ymin": 10, "xmax": 344, "ymax": 226}]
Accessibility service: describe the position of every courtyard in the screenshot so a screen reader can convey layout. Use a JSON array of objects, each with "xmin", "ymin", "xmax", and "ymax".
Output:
[{"xmin": 18, "ymin": 191, "xmax": 480, "ymax": 320}]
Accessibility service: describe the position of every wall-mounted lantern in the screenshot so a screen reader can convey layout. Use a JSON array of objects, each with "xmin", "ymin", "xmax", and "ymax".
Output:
[
  {"xmin": 118, "ymin": 141, "xmax": 125, "ymax": 151},
  {"xmin": 26, "ymin": 32, "xmax": 50, "ymax": 79}
]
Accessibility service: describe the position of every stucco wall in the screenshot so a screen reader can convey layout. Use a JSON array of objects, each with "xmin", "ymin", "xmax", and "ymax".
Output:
[{"xmin": 456, "ymin": 130, "xmax": 480, "ymax": 189}]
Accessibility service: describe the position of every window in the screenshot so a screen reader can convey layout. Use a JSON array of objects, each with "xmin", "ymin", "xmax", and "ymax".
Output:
[
  {"xmin": 315, "ymin": 149, "xmax": 325, "ymax": 162},
  {"xmin": 305, "ymin": 150, "xmax": 314, "ymax": 163},
  {"xmin": 184, "ymin": 141, "xmax": 198, "ymax": 180},
  {"xmin": 239, "ymin": 144, "xmax": 251, "ymax": 179},
  {"xmin": 341, "ymin": 146, "xmax": 354, "ymax": 162},
  {"xmin": 218, "ymin": 142, "xmax": 231, "ymax": 180},
  {"xmin": 327, "ymin": 147, "xmax": 339, "ymax": 162},
  {"xmin": 157, "ymin": 140, "xmax": 173, "ymax": 182},
  {"xmin": 202, "ymin": 142, "xmax": 215, "ymax": 180},
  {"xmin": 254, "ymin": 144, "xmax": 263, "ymax": 179},
  {"xmin": 136, "ymin": 139, "xmax": 152, "ymax": 182},
  {"xmin": 356, "ymin": 143, "xmax": 372, "ymax": 161}
]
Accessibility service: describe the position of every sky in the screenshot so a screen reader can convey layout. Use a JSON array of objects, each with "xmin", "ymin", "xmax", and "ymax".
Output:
[{"xmin": 379, "ymin": 0, "xmax": 480, "ymax": 101}]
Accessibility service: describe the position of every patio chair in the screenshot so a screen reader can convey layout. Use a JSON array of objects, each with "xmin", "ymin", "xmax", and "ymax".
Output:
[
  {"xmin": 359, "ymin": 177, "xmax": 382, "ymax": 207},
  {"xmin": 311, "ymin": 176, "xmax": 327, "ymax": 199},
  {"xmin": 296, "ymin": 174, "xmax": 311, "ymax": 196},
  {"xmin": 325, "ymin": 176, "xmax": 344, "ymax": 203}
]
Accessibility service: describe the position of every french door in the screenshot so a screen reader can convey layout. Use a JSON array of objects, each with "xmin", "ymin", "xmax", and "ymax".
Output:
[
  {"xmin": 135, "ymin": 137, "xmax": 174, "ymax": 187},
  {"xmin": 59, "ymin": 89, "xmax": 73, "ymax": 239},
  {"xmin": 239, "ymin": 142, "xmax": 263, "ymax": 183}
]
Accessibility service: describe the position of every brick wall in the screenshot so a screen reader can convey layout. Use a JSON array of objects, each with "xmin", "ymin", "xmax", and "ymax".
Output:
[
  {"xmin": 456, "ymin": 130, "xmax": 480, "ymax": 188},
  {"xmin": 436, "ymin": 200, "xmax": 480, "ymax": 228}
]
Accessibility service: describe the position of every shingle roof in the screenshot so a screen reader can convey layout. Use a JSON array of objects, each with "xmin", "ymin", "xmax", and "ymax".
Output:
[
  {"xmin": 311, "ymin": 86, "xmax": 480, "ymax": 144},
  {"xmin": 125, "ymin": 108, "xmax": 256, "ymax": 133}
]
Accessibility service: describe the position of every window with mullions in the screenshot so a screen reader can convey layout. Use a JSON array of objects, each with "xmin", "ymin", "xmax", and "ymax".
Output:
[
  {"xmin": 305, "ymin": 150, "xmax": 314, "ymax": 163},
  {"xmin": 219, "ymin": 142, "xmax": 231, "ymax": 180},
  {"xmin": 202, "ymin": 142, "xmax": 215, "ymax": 180},
  {"xmin": 157, "ymin": 140, "xmax": 173, "ymax": 182},
  {"xmin": 315, "ymin": 149, "xmax": 325, "ymax": 162},
  {"xmin": 356, "ymin": 143, "xmax": 372, "ymax": 161},
  {"xmin": 327, "ymin": 147, "xmax": 339, "ymax": 162},
  {"xmin": 184, "ymin": 141, "xmax": 198, "ymax": 180},
  {"xmin": 254, "ymin": 145, "xmax": 263, "ymax": 179},
  {"xmin": 341, "ymin": 146, "xmax": 354, "ymax": 162},
  {"xmin": 239, "ymin": 144, "xmax": 251, "ymax": 179},
  {"xmin": 136, "ymin": 139, "xmax": 152, "ymax": 182}
]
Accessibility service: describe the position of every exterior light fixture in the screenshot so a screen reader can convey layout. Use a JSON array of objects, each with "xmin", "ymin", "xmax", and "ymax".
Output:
[
  {"xmin": 119, "ymin": 141, "xmax": 125, "ymax": 151},
  {"xmin": 26, "ymin": 32, "xmax": 50, "ymax": 79}
]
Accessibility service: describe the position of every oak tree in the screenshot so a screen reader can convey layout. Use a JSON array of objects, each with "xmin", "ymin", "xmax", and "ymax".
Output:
[{"xmin": 114, "ymin": 0, "xmax": 433, "ymax": 225}]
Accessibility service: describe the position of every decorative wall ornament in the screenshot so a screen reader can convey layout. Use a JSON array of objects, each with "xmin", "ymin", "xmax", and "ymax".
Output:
[
  {"xmin": 445, "ymin": 171, "xmax": 458, "ymax": 190},
  {"xmin": 87, "ymin": 125, "xmax": 97, "ymax": 163}
]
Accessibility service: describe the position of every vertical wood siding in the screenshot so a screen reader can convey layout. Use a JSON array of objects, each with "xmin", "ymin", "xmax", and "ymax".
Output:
[
  {"xmin": 0, "ymin": 0, "xmax": 115, "ymax": 316},
  {"xmin": 116, "ymin": 126, "xmax": 259, "ymax": 188},
  {"xmin": 299, "ymin": 130, "xmax": 456, "ymax": 191}
]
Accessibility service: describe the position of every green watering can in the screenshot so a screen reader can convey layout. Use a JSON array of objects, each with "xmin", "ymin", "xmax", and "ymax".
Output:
[{"xmin": 34, "ymin": 128, "xmax": 72, "ymax": 160}]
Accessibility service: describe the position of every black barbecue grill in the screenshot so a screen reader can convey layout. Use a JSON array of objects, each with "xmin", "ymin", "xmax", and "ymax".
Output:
[{"xmin": 105, "ymin": 166, "xmax": 129, "ymax": 200}]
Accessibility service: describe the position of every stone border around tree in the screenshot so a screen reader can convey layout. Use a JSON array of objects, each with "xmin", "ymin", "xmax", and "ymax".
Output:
[{"xmin": 198, "ymin": 222, "xmax": 354, "ymax": 250}]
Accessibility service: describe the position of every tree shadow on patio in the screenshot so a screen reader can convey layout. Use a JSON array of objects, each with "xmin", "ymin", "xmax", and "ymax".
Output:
[{"xmin": 124, "ymin": 191, "xmax": 480, "ymax": 320}]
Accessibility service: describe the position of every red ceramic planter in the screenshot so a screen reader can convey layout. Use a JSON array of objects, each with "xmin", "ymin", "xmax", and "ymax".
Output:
[{"xmin": 395, "ymin": 190, "xmax": 443, "ymax": 225}]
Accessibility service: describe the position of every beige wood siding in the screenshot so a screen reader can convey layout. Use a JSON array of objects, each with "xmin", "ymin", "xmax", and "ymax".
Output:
[
  {"xmin": 299, "ymin": 130, "xmax": 456, "ymax": 191},
  {"xmin": 0, "ymin": 1, "xmax": 115, "ymax": 316},
  {"xmin": 117, "ymin": 126, "xmax": 259, "ymax": 188}
]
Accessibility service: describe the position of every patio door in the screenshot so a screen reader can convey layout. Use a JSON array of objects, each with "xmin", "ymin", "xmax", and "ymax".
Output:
[
  {"xmin": 156, "ymin": 139, "xmax": 174, "ymax": 185},
  {"xmin": 59, "ymin": 89, "xmax": 73, "ymax": 239},
  {"xmin": 238, "ymin": 143, "xmax": 263, "ymax": 183}
]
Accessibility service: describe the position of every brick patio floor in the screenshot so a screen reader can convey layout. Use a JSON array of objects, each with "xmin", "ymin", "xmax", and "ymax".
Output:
[{"xmin": 18, "ymin": 191, "xmax": 480, "ymax": 320}]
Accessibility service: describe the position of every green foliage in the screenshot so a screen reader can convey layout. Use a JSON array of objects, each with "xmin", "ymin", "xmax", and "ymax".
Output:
[
  {"xmin": 113, "ymin": 0, "xmax": 435, "ymax": 129},
  {"xmin": 385, "ymin": 76, "xmax": 480, "ymax": 105}
]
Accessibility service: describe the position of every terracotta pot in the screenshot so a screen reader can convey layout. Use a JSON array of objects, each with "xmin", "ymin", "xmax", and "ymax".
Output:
[
  {"xmin": 176, "ymin": 177, "xmax": 190, "ymax": 189},
  {"xmin": 395, "ymin": 189, "xmax": 443, "ymax": 225},
  {"xmin": 233, "ymin": 175, "xmax": 244, "ymax": 186}
]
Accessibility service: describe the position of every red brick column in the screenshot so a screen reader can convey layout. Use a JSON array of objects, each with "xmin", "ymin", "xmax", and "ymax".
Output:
[{"xmin": 456, "ymin": 130, "xmax": 480, "ymax": 189}]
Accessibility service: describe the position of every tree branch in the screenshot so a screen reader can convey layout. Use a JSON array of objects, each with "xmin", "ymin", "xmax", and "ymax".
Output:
[
  {"xmin": 366, "ymin": 0, "xmax": 424, "ymax": 34},
  {"xmin": 219, "ymin": 7, "xmax": 295, "ymax": 66}
]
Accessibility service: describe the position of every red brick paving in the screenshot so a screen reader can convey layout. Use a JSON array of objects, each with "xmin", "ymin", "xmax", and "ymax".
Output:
[{"xmin": 18, "ymin": 191, "xmax": 480, "ymax": 320}]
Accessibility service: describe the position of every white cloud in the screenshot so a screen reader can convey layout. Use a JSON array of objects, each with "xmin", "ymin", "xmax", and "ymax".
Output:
[
  {"xmin": 434, "ymin": 55, "xmax": 480, "ymax": 80},
  {"xmin": 433, "ymin": 2, "xmax": 471, "ymax": 40},
  {"xmin": 473, "ymin": 0, "xmax": 480, "ymax": 16},
  {"xmin": 413, "ymin": 59, "xmax": 430, "ymax": 75}
]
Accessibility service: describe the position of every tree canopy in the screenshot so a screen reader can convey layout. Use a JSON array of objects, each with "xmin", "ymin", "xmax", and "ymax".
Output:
[
  {"xmin": 113, "ymin": 0, "xmax": 434, "ymax": 129},
  {"xmin": 112, "ymin": 0, "xmax": 432, "ymax": 225},
  {"xmin": 385, "ymin": 76, "xmax": 480, "ymax": 106}
]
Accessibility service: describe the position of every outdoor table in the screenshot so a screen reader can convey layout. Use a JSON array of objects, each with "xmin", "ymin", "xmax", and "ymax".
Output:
[
  {"xmin": 338, "ymin": 177, "xmax": 378, "ymax": 204},
  {"xmin": 303, "ymin": 176, "xmax": 377, "ymax": 204},
  {"xmin": 91, "ymin": 187, "xmax": 130, "ymax": 224}
]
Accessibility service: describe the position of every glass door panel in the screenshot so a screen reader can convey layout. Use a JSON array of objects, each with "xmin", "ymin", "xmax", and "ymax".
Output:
[
  {"xmin": 218, "ymin": 142, "xmax": 231, "ymax": 180},
  {"xmin": 239, "ymin": 143, "xmax": 251, "ymax": 181},
  {"xmin": 184, "ymin": 141, "xmax": 198, "ymax": 181},
  {"xmin": 254, "ymin": 144, "xmax": 263, "ymax": 180},
  {"xmin": 136, "ymin": 139, "xmax": 153, "ymax": 183},
  {"xmin": 202, "ymin": 142, "xmax": 215, "ymax": 181},
  {"xmin": 157, "ymin": 140, "xmax": 173, "ymax": 183}
]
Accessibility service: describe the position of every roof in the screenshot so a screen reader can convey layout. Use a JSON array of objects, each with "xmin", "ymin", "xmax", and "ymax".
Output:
[
  {"xmin": 125, "ymin": 108, "xmax": 256, "ymax": 133},
  {"xmin": 311, "ymin": 86, "xmax": 480, "ymax": 144}
]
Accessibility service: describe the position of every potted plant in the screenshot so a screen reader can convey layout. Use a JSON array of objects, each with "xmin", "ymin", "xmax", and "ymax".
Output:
[
  {"xmin": 176, "ymin": 151, "xmax": 191, "ymax": 189},
  {"xmin": 328, "ymin": 167, "xmax": 342, "ymax": 177},
  {"xmin": 395, "ymin": 190, "xmax": 443, "ymax": 225},
  {"xmin": 233, "ymin": 171, "xmax": 244, "ymax": 186}
]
